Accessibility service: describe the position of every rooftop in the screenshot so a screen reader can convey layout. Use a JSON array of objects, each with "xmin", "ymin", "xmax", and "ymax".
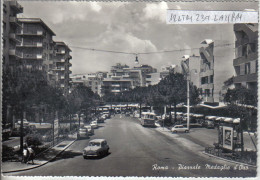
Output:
[
  {"xmin": 55, "ymin": 41, "xmax": 72, "ymax": 51},
  {"xmin": 18, "ymin": 18, "xmax": 56, "ymax": 36}
]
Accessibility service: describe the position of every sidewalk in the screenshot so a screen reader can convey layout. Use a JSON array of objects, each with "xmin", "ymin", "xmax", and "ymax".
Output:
[
  {"xmin": 154, "ymin": 125, "xmax": 257, "ymax": 166},
  {"xmin": 2, "ymin": 133, "xmax": 77, "ymax": 173},
  {"xmin": 155, "ymin": 124, "xmax": 257, "ymax": 152}
]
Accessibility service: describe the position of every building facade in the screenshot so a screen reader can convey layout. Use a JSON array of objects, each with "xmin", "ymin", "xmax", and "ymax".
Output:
[
  {"xmin": 3, "ymin": 1, "xmax": 23, "ymax": 72},
  {"xmin": 52, "ymin": 41, "xmax": 72, "ymax": 95},
  {"xmin": 102, "ymin": 77, "xmax": 133, "ymax": 95},
  {"xmin": 160, "ymin": 64, "xmax": 182, "ymax": 80},
  {"xmin": 233, "ymin": 23, "xmax": 258, "ymax": 92},
  {"xmin": 199, "ymin": 39, "xmax": 215, "ymax": 103},
  {"xmin": 16, "ymin": 18, "xmax": 56, "ymax": 81},
  {"xmin": 134, "ymin": 64, "xmax": 157, "ymax": 86},
  {"xmin": 146, "ymin": 72, "xmax": 161, "ymax": 86}
]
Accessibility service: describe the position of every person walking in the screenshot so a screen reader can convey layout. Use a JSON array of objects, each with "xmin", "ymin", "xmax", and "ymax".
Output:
[
  {"xmin": 27, "ymin": 146, "xmax": 35, "ymax": 164},
  {"xmin": 22, "ymin": 145, "xmax": 28, "ymax": 163}
]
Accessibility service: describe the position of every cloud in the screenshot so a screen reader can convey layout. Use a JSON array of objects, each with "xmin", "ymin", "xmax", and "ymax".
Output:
[
  {"xmin": 143, "ymin": 2, "xmax": 168, "ymax": 22},
  {"xmin": 90, "ymin": 2, "xmax": 102, "ymax": 12}
]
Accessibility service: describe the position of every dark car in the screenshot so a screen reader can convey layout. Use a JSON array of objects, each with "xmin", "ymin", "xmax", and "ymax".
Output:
[{"xmin": 83, "ymin": 139, "xmax": 109, "ymax": 158}]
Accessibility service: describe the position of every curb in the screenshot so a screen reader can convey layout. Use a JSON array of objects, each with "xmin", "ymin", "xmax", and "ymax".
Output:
[
  {"xmin": 2, "ymin": 138, "xmax": 77, "ymax": 174},
  {"xmin": 202, "ymin": 151, "xmax": 257, "ymax": 168}
]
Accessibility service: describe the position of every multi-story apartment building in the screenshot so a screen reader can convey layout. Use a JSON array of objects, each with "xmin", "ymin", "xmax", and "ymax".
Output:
[
  {"xmin": 16, "ymin": 18, "xmax": 56, "ymax": 81},
  {"xmin": 199, "ymin": 39, "xmax": 215, "ymax": 103},
  {"xmin": 87, "ymin": 73, "xmax": 104, "ymax": 95},
  {"xmin": 233, "ymin": 23, "xmax": 258, "ymax": 92},
  {"xmin": 146, "ymin": 73, "xmax": 161, "ymax": 86},
  {"xmin": 70, "ymin": 72, "xmax": 106, "ymax": 96},
  {"xmin": 133, "ymin": 64, "xmax": 157, "ymax": 86},
  {"xmin": 102, "ymin": 77, "xmax": 133, "ymax": 95},
  {"xmin": 52, "ymin": 41, "xmax": 72, "ymax": 95},
  {"xmin": 3, "ymin": 1, "xmax": 23, "ymax": 72},
  {"xmin": 160, "ymin": 64, "xmax": 182, "ymax": 80}
]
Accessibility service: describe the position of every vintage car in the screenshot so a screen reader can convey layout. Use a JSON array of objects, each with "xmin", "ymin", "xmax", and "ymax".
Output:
[
  {"xmin": 171, "ymin": 125, "xmax": 189, "ymax": 133},
  {"xmin": 84, "ymin": 125, "xmax": 94, "ymax": 135},
  {"xmin": 90, "ymin": 121, "xmax": 98, "ymax": 129},
  {"xmin": 78, "ymin": 127, "xmax": 88, "ymax": 139},
  {"xmin": 83, "ymin": 139, "xmax": 109, "ymax": 158}
]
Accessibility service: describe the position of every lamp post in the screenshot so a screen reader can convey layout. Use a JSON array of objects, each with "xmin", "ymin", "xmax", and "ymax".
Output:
[
  {"xmin": 182, "ymin": 55, "xmax": 190, "ymax": 130},
  {"xmin": 182, "ymin": 55, "xmax": 198, "ymax": 130}
]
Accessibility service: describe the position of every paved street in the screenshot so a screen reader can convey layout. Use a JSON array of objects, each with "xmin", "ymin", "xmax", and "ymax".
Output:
[{"xmin": 6, "ymin": 115, "xmax": 256, "ymax": 177}]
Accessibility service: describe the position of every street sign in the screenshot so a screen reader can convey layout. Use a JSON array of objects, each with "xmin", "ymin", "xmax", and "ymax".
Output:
[
  {"xmin": 223, "ymin": 126, "xmax": 233, "ymax": 150},
  {"xmin": 54, "ymin": 119, "xmax": 59, "ymax": 139}
]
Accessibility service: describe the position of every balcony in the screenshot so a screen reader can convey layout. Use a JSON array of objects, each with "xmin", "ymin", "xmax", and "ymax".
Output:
[
  {"xmin": 111, "ymin": 89, "xmax": 121, "ymax": 93},
  {"xmin": 111, "ymin": 84, "xmax": 120, "ymax": 87},
  {"xmin": 233, "ymin": 52, "xmax": 257, "ymax": 66},
  {"xmin": 17, "ymin": 30, "xmax": 44, "ymax": 36},
  {"xmin": 60, "ymin": 75, "xmax": 65, "ymax": 79},
  {"xmin": 22, "ymin": 54, "xmax": 43, "ymax": 59},
  {"xmin": 60, "ymin": 59, "xmax": 65, "ymax": 63},
  {"xmin": 56, "ymin": 50, "xmax": 65, "ymax": 54},
  {"xmin": 201, "ymin": 83, "xmax": 214, "ymax": 90},
  {"xmin": 9, "ymin": 33, "xmax": 22, "ymax": 43},
  {"xmin": 69, "ymin": 70, "xmax": 72, "ymax": 74},
  {"xmin": 68, "ymin": 63, "xmax": 72, "ymax": 67},
  {"xmin": 60, "ymin": 84, "xmax": 65, "ymax": 88},
  {"xmin": 200, "ymin": 69, "xmax": 214, "ymax": 77},
  {"xmin": 17, "ymin": 42, "xmax": 43, "ymax": 47},
  {"xmin": 10, "ymin": 1, "xmax": 23, "ymax": 13},
  {"xmin": 9, "ymin": 17, "xmax": 21, "ymax": 27},
  {"xmin": 53, "ymin": 67, "xmax": 65, "ymax": 71},
  {"xmin": 234, "ymin": 73, "xmax": 257, "ymax": 84},
  {"xmin": 68, "ymin": 55, "xmax": 72, "ymax": 59},
  {"xmin": 9, "ymin": 49, "xmax": 23, "ymax": 58}
]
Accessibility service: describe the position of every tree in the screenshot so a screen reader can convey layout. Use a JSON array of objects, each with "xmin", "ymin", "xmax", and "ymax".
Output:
[
  {"xmin": 67, "ymin": 84, "xmax": 100, "ymax": 123},
  {"xmin": 157, "ymin": 73, "xmax": 200, "ymax": 123},
  {"xmin": 224, "ymin": 87, "xmax": 257, "ymax": 106}
]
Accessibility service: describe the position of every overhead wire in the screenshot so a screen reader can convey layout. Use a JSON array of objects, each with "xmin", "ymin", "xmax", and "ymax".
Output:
[{"xmin": 69, "ymin": 43, "xmax": 235, "ymax": 56}]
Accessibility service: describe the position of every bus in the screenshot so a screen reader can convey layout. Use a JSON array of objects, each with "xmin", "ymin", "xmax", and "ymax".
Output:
[{"xmin": 140, "ymin": 112, "xmax": 156, "ymax": 127}]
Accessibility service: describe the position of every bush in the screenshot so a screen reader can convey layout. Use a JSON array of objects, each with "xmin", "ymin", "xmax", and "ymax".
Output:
[
  {"xmin": 25, "ymin": 133, "xmax": 43, "ymax": 147},
  {"xmin": 2, "ymin": 145, "xmax": 16, "ymax": 161}
]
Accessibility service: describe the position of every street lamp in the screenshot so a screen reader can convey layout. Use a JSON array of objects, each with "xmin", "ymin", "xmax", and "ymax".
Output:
[
  {"xmin": 135, "ymin": 54, "xmax": 139, "ymax": 64},
  {"xmin": 182, "ymin": 55, "xmax": 191, "ymax": 130},
  {"xmin": 181, "ymin": 55, "xmax": 197, "ymax": 131}
]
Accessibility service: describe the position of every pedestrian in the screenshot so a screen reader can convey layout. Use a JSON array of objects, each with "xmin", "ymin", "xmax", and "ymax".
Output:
[
  {"xmin": 27, "ymin": 146, "xmax": 35, "ymax": 164},
  {"xmin": 22, "ymin": 144, "xmax": 28, "ymax": 163}
]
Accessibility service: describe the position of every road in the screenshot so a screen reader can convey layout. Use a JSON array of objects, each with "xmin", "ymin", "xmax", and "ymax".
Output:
[{"xmin": 7, "ymin": 115, "xmax": 256, "ymax": 177}]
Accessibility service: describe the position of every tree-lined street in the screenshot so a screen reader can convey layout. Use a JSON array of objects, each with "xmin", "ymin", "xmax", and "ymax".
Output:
[{"xmin": 8, "ymin": 114, "xmax": 256, "ymax": 177}]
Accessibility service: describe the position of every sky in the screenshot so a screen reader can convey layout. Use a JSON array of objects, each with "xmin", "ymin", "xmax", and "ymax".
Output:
[{"xmin": 18, "ymin": 1, "xmax": 258, "ymax": 89}]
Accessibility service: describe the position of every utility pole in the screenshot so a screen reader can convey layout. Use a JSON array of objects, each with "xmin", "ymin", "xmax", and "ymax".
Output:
[
  {"xmin": 182, "ymin": 55, "xmax": 191, "ymax": 131},
  {"xmin": 20, "ymin": 111, "xmax": 24, "ymax": 155},
  {"xmin": 187, "ymin": 76, "xmax": 190, "ymax": 130}
]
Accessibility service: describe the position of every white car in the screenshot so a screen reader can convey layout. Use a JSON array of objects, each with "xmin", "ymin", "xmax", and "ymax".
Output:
[
  {"xmin": 90, "ymin": 121, "xmax": 98, "ymax": 129},
  {"xmin": 83, "ymin": 139, "xmax": 109, "ymax": 158},
  {"xmin": 78, "ymin": 127, "xmax": 88, "ymax": 139},
  {"xmin": 171, "ymin": 125, "xmax": 189, "ymax": 133},
  {"xmin": 84, "ymin": 125, "xmax": 94, "ymax": 135}
]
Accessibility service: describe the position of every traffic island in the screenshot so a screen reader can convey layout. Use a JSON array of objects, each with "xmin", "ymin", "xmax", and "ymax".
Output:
[{"xmin": 204, "ymin": 146, "xmax": 256, "ymax": 167}]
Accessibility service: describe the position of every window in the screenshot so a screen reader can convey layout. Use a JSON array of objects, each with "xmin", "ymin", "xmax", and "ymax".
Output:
[
  {"xmin": 235, "ymin": 66, "xmax": 240, "ymax": 76},
  {"xmin": 245, "ymin": 63, "xmax": 250, "ymax": 74},
  {"xmin": 210, "ymin": 75, "xmax": 213, "ymax": 83}
]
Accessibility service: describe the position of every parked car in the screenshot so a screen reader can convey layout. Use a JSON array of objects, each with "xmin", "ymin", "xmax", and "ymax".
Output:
[
  {"xmin": 83, "ymin": 139, "xmax": 109, "ymax": 158},
  {"xmin": 84, "ymin": 125, "xmax": 94, "ymax": 135},
  {"xmin": 78, "ymin": 127, "xmax": 88, "ymax": 139},
  {"xmin": 90, "ymin": 121, "xmax": 98, "ymax": 129},
  {"xmin": 171, "ymin": 125, "xmax": 189, "ymax": 133},
  {"xmin": 103, "ymin": 111, "xmax": 111, "ymax": 118}
]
